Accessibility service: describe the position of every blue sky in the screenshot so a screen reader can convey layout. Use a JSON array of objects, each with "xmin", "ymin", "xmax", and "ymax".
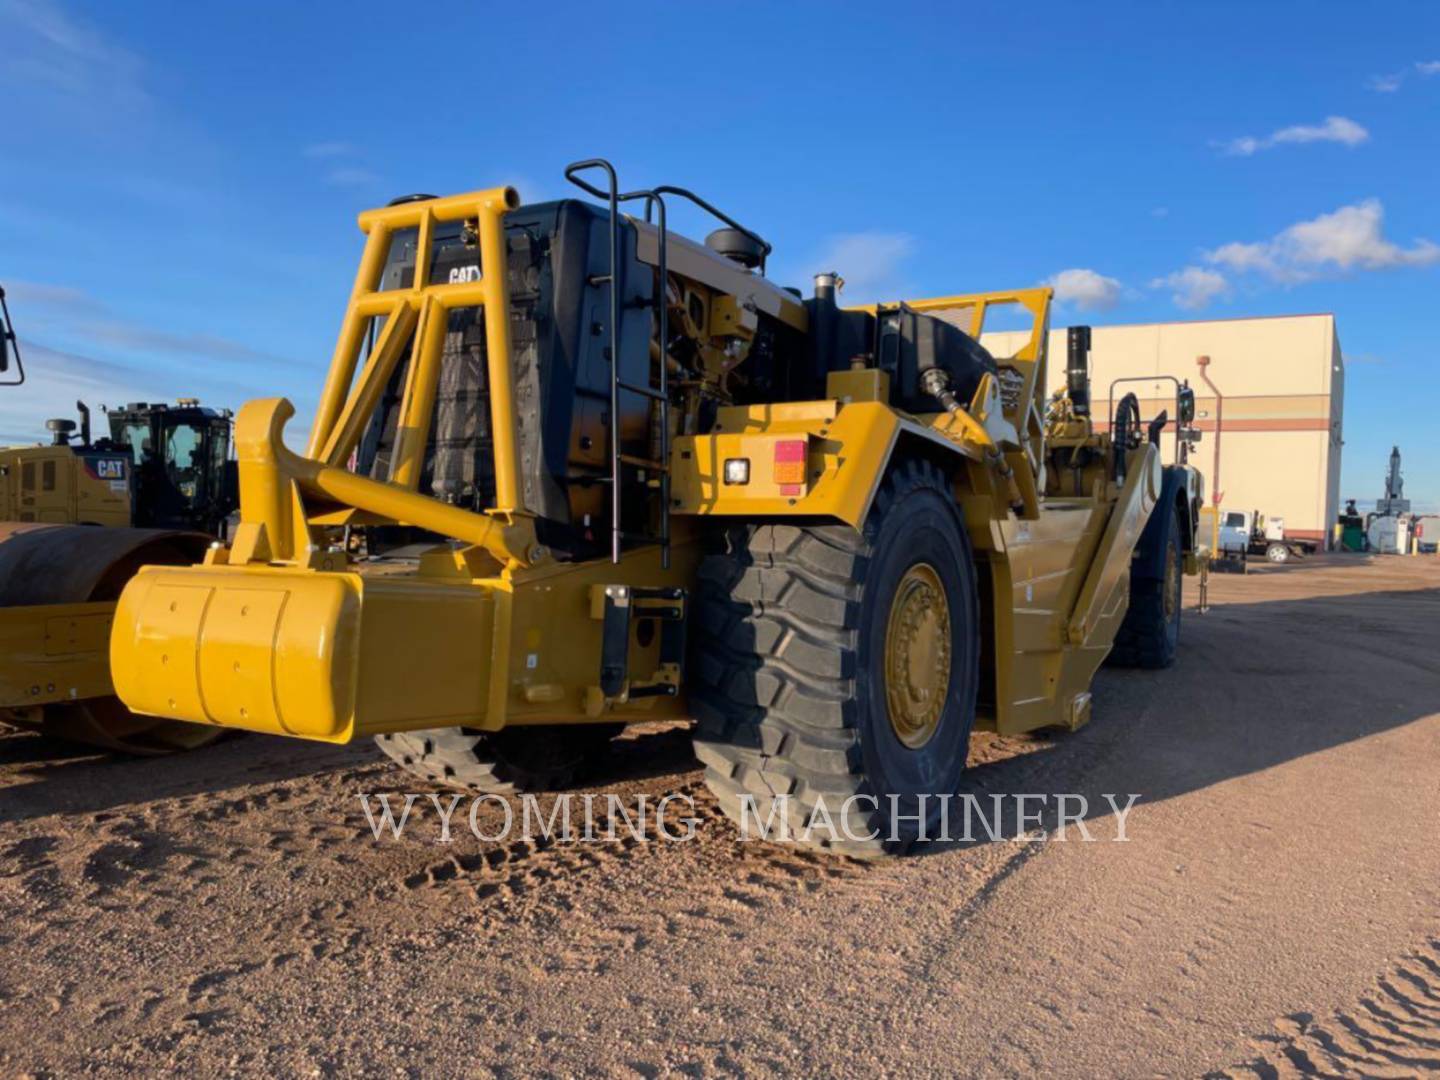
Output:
[{"xmin": 1, "ymin": 0, "xmax": 1436, "ymax": 510}]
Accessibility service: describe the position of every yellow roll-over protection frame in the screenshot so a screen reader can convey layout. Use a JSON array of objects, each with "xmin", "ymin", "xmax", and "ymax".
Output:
[{"xmin": 226, "ymin": 185, "xmax": 540, "ymax": 571}]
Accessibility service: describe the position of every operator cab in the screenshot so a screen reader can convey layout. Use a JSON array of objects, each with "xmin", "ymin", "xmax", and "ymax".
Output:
[{"xmin": 104, "ymin": 400, "xmax": 236, "ymax": 534}]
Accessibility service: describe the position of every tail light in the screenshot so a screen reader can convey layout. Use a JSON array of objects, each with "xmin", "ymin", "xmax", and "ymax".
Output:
[{"xmin": 773, "ymin": 439, "xmax": 807, "ymax": 494}]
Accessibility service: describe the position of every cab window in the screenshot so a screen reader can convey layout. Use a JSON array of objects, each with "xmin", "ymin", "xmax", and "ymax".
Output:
[
  {"xmin": 118, "ymin": 422, "xmax": 152, "ymax": 464},
  {"xmin": 165, "ymin": 423, "xmax": 200, "ymax": 471}
]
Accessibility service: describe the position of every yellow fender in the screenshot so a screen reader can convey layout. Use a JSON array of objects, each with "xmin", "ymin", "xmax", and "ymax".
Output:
[{"xmin": 671, "ymin": 389, "xmax": 1008, "ymax": 533}]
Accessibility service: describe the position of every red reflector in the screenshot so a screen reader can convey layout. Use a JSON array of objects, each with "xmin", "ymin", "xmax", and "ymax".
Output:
[{"xmin": 773, "ymin": 439, "xmax": 807, "ymax": 485}]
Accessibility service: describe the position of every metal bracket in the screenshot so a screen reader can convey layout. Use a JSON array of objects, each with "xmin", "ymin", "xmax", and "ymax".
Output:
[
  {"xmin": 598, "ymin": 585, "xmax": 632, "ymax": 697},
  {"xmin": 596, "ymin": 584, "xmax": 686, "ymax": 701}
]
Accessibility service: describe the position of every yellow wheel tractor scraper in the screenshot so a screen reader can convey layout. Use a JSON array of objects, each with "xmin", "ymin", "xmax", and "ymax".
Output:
[{"xmin": 109, "ymin": 162, "xmax": 1204, "ymax": 852}]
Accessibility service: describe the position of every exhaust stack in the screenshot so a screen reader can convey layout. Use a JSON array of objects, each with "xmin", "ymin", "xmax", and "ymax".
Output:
[{"xmin": 1067, "ymin": 326, "xmax": 1092, "ymax": 417}]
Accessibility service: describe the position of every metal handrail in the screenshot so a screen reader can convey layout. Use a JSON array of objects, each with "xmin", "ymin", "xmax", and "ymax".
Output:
[
  {"xmin": 564, "ymin": 164, "xmax": 770, "ymax": 272},
  {"xmin": 0, "ymin": 286, "xmax": 24, "ymax": 387},
  {"xmin": 565, "ymin": 161, "xmax": 624, "ymax": 564},
  {"xmin": 1108, "ymin": 375, "xmax": 1192, "ymax": 466},
  {"xmin": 641, "ymin": 185, "xmax": 771, "ymax": 272},
  {"xmin": 564, "ymin": 160, "xmax": 673, "ymax": 567}
]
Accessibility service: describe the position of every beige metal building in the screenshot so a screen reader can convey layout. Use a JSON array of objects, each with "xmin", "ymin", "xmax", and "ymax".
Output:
[{"xmin": 982, "ymin": 313, "xmax": 1344, "ymax": 544}]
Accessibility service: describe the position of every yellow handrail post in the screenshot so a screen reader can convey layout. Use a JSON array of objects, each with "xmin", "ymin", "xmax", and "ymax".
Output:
[
  {"xmin": 320, "ymin": 302, "xmax": 420, "ymax": 468},
  {"xmin": 308, "ymin": 224, "xmax": 391, "ymax": 458},
  {"xmin": 476, "ymin": 187, "xmax": 523, "ymax": 513},
  {"xmin": 388, "ymin": 295, "xmax": 448, "ymax": 489}
]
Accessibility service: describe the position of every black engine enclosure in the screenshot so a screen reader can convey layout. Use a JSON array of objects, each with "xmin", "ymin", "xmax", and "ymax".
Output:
[
  {"xmin": 354, "ymin": 200, "xmax": 997, "ymax": 560},
  {"xmin": 357, "ymin": 200, "xmax": 656, "ymax": 559},
  {"xmin": 876, "ymin": 305, "xmax": 997, "ymax": 413},
  {"xmin": 804, "ymin": 292, "xmax": 997, "ymax": 414}
]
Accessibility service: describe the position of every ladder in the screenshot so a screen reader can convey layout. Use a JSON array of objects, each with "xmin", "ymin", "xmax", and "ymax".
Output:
[{"xmin": 564, "ymin": 159, "xmax": 673, "ymax": 569}]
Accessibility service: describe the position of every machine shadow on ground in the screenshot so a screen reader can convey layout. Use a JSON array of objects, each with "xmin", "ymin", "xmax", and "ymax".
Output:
[
  {"xmin": 0, "ymin": 728, "xmax": 363, "ymax": 825},
  {"xmin": 919, "ymin": 580, "xmax": 1439, "ymax": 854}
]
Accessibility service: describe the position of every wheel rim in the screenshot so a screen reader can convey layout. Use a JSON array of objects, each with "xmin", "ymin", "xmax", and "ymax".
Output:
[{"xmin": 883, "ymin": 562, "xmax": 951, "ymax": 750}]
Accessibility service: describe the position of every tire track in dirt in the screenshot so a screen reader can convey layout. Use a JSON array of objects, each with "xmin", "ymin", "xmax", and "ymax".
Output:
[
  {"xmin": 5, "ymin": 558, "xmax": 1437, "ymax": 1076},
  {"xmin": 383, "ymin": 777, "xmax": 875, "ymax": 936},
  {"xmin": 1215, "ymin": 935, "xmax": 1440, "ymax": 1077}
]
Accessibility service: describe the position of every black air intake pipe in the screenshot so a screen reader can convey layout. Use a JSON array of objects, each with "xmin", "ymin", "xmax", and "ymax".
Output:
[
  {"xmin": 1067, "ymin": 325, "xmax": 1092, "ymax": 417},
  {"xmin": 810, "ymin": 272, "xmax": 840, "ymax": 383}
]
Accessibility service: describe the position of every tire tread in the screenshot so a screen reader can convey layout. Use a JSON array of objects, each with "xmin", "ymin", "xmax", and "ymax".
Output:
[{"xmin": 692, "ymin": 459, "xmax": 973, "ymax": 856}]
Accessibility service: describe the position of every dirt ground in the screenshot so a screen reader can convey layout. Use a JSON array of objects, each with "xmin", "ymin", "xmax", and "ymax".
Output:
[{"xmin": 2, "ymin": 554, "xmax": 1437, "ymax": 1078}]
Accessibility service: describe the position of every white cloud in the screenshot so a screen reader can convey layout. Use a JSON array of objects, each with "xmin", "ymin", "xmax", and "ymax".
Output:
[
  {"xmin": 301, "ymin": 141, "xmax": 382, "ymax": 188},
  {"xmin": 803, "ymin": 232, "xmax": 917, "ymax": 303},
  {"xmin": 303, "ymin": 141, "xmax": 356, "ymax": 158},
  {"xmin": 1365, "ymin": 60, "xmax": 1440, "ymax": 92},
  {"xmin": 324, "ymin": 166, "xmax": 381, "ymax": 187},
  {"xmin": 1272, "ymin": 116, "xmax": 1369, "ymax": 147},
  {"xmin": 1282, "ymin": 200, "xmax": 1438, "ymax": 269},
  {"xmin": 294, "ymin": 140, "xmax": 382, "ymax": 189},
  {"xmin": 1204, "ymin": 241, "xmax": 1278, "ymax": 275},
  {"xmin": 1150, "ymin": 267, "xmax": 1229, "ymax": 311},
  {"xmin": 1205, "ymin": 199, "xmax": 1440, "ymax": 282},
  {"xmin": 0, "ymin": 341, "xmax": 170, "ymax": 445},
  {"xmin": 0, "ymin": 0, "xmax": 147, "ymax": 109},
  {"xmin": 1156, "ymin": 201, "xmax": 1439, "ymax": 313},
  {"xmin": 4, "ymin": 280, "xmax": 97, "ymax": 309},
  {"xmin": 2, "ymin": 333, "xmax": 317, "ymax": 450},
  {"xmin": 7, "ymin": 279, "xmax": 293, "ymax": 366},
  {"xmin": 1218, "ymin": 116, "xmax": 1368, "ymax": 156},
  {"xmin": 1045, "ymin": 268, "xmax": 1123, "ymax": 312}
]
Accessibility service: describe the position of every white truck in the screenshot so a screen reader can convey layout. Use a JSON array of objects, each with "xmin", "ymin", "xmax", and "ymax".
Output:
[{"xmin": 1217, "ymin": 509, "xmax": 1318, "ymax": 564}]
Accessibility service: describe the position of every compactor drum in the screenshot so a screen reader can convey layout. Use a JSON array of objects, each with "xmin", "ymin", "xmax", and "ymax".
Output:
[
  {"xmin": 110, "ymin": 162, "xmax": 1204, "ymax": 853},
  {"xmin": 0, "ymin": 523, "xmax": 218, "ymax": 752}
]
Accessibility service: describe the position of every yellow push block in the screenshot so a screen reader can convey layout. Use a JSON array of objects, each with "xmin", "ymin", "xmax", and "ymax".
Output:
[{"xmin": 111, "ymin": 565, "xmax": 496, "ymax": 742}]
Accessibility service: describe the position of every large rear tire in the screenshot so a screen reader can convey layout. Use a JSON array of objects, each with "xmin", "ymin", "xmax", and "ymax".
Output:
[
  {"xmin": 692, "ymin": 460, "xmax": 980, "ymax": 856},
  {"xmin": 375, "ymin": 724, "xmax": 624, "ymax": 795},
  {"xmin": 1109, "ymin": 504, "xmax": 1182, "ymax": 669}
]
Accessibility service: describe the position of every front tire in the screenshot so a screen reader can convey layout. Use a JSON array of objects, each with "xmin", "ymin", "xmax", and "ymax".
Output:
[
  {"xmin": 1109, "ymin": 504, "xmax": 1182, "ymax": 669},
  {"xmin": 375, "ymin": 724, "xmax": 623, "ymax": 794},
  {"xmin": 692, "ymin": 460, "xmax": 980, "ymax": 856}
]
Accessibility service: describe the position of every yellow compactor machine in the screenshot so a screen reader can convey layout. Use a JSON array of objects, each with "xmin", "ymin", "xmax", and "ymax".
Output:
[
  {"xmin": 110, "ymin": 162, "xmax": 1203, "ymax": 851},
  {"xmin": 0, "ymin": 288, "xmax": 238, "ymax": 752}
]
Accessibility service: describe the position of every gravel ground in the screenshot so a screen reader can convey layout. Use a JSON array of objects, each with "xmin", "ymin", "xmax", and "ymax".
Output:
[{"xmin": 1, "ymin": 553, "xmax": 1437, "ymax": 1077}]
